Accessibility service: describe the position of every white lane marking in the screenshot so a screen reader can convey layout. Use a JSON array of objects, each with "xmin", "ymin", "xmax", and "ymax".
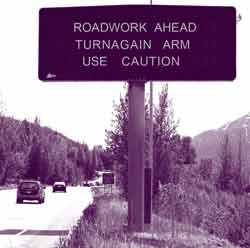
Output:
[{"xmin": 16, "ymin": 229, "xmax": 27, "ymax": 236}]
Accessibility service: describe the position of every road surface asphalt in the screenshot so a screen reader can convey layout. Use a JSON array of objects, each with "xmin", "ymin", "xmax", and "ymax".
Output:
[{"xmin": 0, "ymin": 186, "xmax": 93, "ymax": 248}]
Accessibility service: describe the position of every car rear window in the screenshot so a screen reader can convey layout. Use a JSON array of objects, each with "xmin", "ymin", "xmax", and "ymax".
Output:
[
  {"xmin": 20, "ymin": 182, "xmax": 39, "ymax": 191},
  {"xmin": 54, "ymin": 183, "xmax": 65, "ymax": 186}
]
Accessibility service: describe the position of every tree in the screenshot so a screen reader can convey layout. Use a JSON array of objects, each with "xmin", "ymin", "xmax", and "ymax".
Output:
[
  {"xmin": 105, "ymin": 85, "xmax": 129, "ymax": 196},
  {"xmin": 105, "ymin": 84, "xmax": 179, "ymax": 197},
  {"xmin": 237, "ymin": 132, "xmax": 243, "ymax": 191},
  {"xmin": 199, "ymin": 158, "xmax": 213, "ymax": 181},
  {"xmin": 233, "ymin": 131, "xmax": 244, "ymax": 194},
  {"xmin": 153, "ymin": 84, "xmax": 179, "ymax": 194},
  {"xmin": 91, "ymin": 145, "xmax": 105, "ymax": 171},
  {"xmin": 84, "ymin": 144, "xmax": 95, "ymax": 180},
  {"xmin": 0, "ymin": 143, "xmax": 8, "ymax": 185},
  {"xmin": 93, "ymin": 145, "xmax": 105, "ymax": 171},
  {"xmin": 25, "ymin": 137, "xmax": 42, "ymax": 180},
  {"xmin": 179, "ymin": 136, "xmax": 196, "ymax": 165},
  {"xmin": 217, "ymin": 134, "xmax": 233, "ymax": 192},
  {"xmin": 91, "ymin": 147, "xmax": 97, "ymax": 174},
  {"xmin": 76, "ymin": 145, "xmax": 84, "ymax": 169},
  {"xmin": 105, "ymin": 87, "xmax": 129, "ymax": 166},
  {"xmin": 39, "ymin": 146, "xmax": 50, "ymax": 183},
  {"xmin": 99, "ymin": 149, "xmax": 113, "ymax": 170},
  {"xmin": 0, "ymin": 116, "xmax": 22, "ymax": 184},
  {"xmin": 216, "ymin": 133, "xmax": 243, "ymax": 194}
]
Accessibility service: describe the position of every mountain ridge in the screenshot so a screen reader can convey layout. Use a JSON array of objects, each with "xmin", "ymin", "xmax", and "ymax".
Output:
[{"xmin": 192, "ymin": 113, "xmax": 250, "ymax": 185}]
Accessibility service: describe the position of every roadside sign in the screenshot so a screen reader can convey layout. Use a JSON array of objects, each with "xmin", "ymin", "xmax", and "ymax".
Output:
[
  {"xmin": 39, "ymin": 5, "xmax": 236, "ymax": 81},
  {"xmin": 103, "ymin": 173, "xmax": 115, "ymax": 185},
  {"xmin": 144, "ymin": 168, "xmax": 152, "ymax": 224}
]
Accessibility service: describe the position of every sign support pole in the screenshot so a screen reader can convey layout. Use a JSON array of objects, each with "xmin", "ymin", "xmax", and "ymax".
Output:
[
  {"xmin": 149, "ymin": 0, "xmax": 153, "ymax": 226},
  {"xmin": 143, "ymin": 0, "xmax": 154, "ymax": 233},
  {"xmin": 128, "ymin": 81, "xmax": 145, "ymax": 232},
  {"xmin": 144, "ymin": 80, "xmax": 153, "ymax": 230}
]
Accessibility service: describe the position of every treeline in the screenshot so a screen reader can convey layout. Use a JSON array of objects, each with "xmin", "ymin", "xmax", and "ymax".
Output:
[{"xmin": 0, "ymin": 116, "xmax": 111, "ymax": 185}]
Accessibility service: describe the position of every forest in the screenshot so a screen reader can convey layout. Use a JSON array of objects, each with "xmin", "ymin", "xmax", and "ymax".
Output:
[{"xmin": 0, "ymin": 116, "xmax": 110, "ymax": 186}]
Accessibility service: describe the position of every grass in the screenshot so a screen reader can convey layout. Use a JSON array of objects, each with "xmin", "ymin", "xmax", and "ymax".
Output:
[
  {"xmin": 56, "ymin": 190, "xmax": 239, "ymax": 248},
  {"xmin": 57, "ymin": 194, "xmax": 130, "ymax": 248}
]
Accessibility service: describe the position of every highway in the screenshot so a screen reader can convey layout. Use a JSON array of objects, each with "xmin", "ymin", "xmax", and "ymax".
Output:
[{"xmin": 0, "ymin": 186, "xmax": 93, "ymax": 248}]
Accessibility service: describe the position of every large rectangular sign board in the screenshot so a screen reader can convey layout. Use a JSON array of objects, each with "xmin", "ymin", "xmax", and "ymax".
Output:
[{"xmin": 39, "ymin": 5, "xmax": 236, "ymax": 81}]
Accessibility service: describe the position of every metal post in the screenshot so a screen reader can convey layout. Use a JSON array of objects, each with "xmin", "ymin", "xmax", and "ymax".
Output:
[
  {"xmin": 145, "ymin": 0, "xmax": 154, "ymax": 229},
  {"xmin": 144, "ymin": 81, "xmax": 153, "ymax": 227},
  {"xmin": 128, "ymin": 81, "xmax": 145, "ymax": 232}
]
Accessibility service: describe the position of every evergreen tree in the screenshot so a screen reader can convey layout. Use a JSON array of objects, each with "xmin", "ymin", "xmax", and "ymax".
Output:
[
  {"xmin": 99, "ymin": 149, "xmax": 113, "ymax": 170},
  {"xmin": 199, "ymin": 158, "xmax": 213, "ymax": 181},
  {"xmin": 179, "ymin": 136, "xmax": 196, "ymax": 165},
  {"xmin": 76, "ymin": 145, "xmax": 84, "ymax": 169},
  {"xmin": 84, "ymin": 144, "xmax": 95, "ymax": 180},
  {"xmin": 234, "ymin": 131, "xmax": 243, "ymax": 194},
  {"xmin": 91, "ymin": 147, "xmax": 97, "ymax": 174},
  {"xmin": 0, "ymin": 143, "xmax": 7, "ymax": 185},
  {"xmin": 105, "ymin": 86, "xmax": 129, "ymax": 195},
  {"xmin": 39, "ymin": 146, "xmax": 50, "ymax": 183},
  {"xmin": 217, "ymin": 134, "xmax": 233, "ymax": 191},
  {"xmin": 93, "ymin": 145, "xmax": 104, "ymax": 171},
  {"xmin": 153, "ymin": 85, "xmax": 179, "ymax": 194},
  {"xmin": 26, "ymin": 137, "xmax": 41, "ymax": 180}
]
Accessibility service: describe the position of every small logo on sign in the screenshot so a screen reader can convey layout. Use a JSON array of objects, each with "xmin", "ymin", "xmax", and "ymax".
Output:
[{"xmin": 46, "ymin": 73, "xmax": 56, "ymax": 79}]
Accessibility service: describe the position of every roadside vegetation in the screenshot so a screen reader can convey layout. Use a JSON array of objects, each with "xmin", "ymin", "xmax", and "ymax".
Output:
[
  {"xmin": 57, "ymin": 189, "xmax": 239, "ymax": 248},
  {"xmin": 104, "ymin": 84, "xmax": 250, "ymax": 247},
  {"xmin": 2, "ymin": 84, "xmax": 250, "ymax": 247},
  {"xmin": 154, "ymin": 170, "xmax": 250, "ymax": 247}
]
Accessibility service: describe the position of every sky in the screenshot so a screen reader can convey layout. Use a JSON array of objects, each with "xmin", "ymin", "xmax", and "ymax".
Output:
[{"xmin": 0, "ymin": 0, "xmax": 248, "ymax": 148}]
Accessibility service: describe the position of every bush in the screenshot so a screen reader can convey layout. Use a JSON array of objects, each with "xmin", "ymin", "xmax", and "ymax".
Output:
[
  {"xmin": 156, "ymin": 178, "xmax": 250, "ymax": 247},
  {"xmin": 58, "ymin": 195, "xmax": 128, "ymax": 248}
]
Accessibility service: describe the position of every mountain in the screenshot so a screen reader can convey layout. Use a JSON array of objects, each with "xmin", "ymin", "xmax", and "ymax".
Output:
[{"xmin": 192, "ymin": 113, "xmax": 250, "ymax": 183}]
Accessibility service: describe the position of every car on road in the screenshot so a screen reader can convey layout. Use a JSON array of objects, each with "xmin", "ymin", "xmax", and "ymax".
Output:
[
  {"xmin": 52, "ymin": 181, "xmax": 67, "ymax": 192},
  {"xmin": 83, "ymin": 182, "xmax": 90, "ymax": 187},
  {"xmin": 16, "ymin": 180, "xmax": 45, "ymax": 204}
]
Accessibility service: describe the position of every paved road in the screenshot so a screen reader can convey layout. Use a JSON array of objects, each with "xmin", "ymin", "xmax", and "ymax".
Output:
[{"xmin": 0, "ymin": 186, "xmax": 93, "ymax": 248}]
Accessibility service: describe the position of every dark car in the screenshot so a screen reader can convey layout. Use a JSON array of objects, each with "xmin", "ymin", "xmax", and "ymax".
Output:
[
  {"xmin": 83, "ymin": 182, "xmax": 90, "ymax": 187},
  {"xmin": 16, "ymin": 180, "xmax": 45, "ymax": 204},
  {"xmin": 52, "ymin": 182, "xmax": 66, "ymax": 192}
]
